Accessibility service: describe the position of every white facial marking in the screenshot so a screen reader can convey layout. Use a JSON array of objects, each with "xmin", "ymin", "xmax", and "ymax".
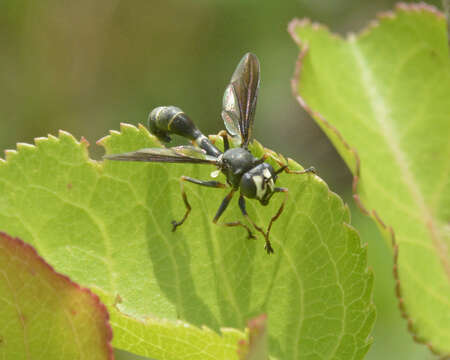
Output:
[
  {"xmin": 253, "ymin": 168, "xmax": 275, "ymax": 200},
  {"xmin": 263, "ymin": 168, "xmax": 274, "ymax": 191},
  {"xmin": 253, "ymin": 175, "xmax": 264, "ymax": 199}
]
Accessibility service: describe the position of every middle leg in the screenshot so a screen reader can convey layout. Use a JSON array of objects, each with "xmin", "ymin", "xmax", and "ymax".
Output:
[
  {"xmin": 172, "ymin": 176, "xmax": 227, "ymax": 231},
  {"xmin": 213, "ymin": 190, "xmax": 255, "ymax": 239}
]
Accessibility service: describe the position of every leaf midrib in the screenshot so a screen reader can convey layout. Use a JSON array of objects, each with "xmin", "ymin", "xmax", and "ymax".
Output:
[{"xmin": 347, "ymin": 36, "xmax": 449, "ymax": 281}]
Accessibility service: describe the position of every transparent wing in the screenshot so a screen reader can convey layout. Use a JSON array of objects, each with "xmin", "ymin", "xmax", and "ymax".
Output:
[
  {"xmin": 221, "ymin": 53, "xmax": 260, "ymax": 147},
  {"xmin": 104, "ymin": 145, "xmax": 219, "ymax": 165},
  {"xmin": 222, "ymin": 112, "xmax": 241, "ymax": 141}
]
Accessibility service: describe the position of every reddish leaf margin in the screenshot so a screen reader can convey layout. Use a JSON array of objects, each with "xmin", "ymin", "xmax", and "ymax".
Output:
[
  {"xmin": 288, "ymin": 3, "xmax": 447, "ymax": 356},
  {"xmin": 0, "ymin": 232, "xmax": 114, "ymax": 359}
]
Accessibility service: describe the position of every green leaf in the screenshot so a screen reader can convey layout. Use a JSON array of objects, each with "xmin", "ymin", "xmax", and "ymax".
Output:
[
  {"xmin": 0, "ymin": 125, "xmax": 374, "ymax": 359},
  {"xmin": 95, "ymin": 289, "xmax": 246, "ymax": 360},
  {"xmin": 289, "ymin": 3, "xmax": 450, "ymax": 356},
  {"xmin": 0, "ymin": 232, "xmax": 113, "ymax": 359}
]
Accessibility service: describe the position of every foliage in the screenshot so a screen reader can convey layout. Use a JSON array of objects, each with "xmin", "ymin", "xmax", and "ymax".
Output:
[
  {"xmin": 0, "ymin": 125, "xmax": 374, "ymax": 359},
  {"xmin": 290, "ymin": 3, "xmax": 450, "ymax": 356},
  {"xmin": 0, "ymin": 232, "xmax": 113, "ymax": 359}
]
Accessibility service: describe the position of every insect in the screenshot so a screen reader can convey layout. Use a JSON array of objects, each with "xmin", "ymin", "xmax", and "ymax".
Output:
[{"xmin": 104, "ymin": 53, "xmax": 315, "ymax": 254}]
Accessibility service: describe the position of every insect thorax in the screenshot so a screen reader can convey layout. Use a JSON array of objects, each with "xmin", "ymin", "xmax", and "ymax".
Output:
[{"xmin": 220, "ymin": 148, "xmax": 258, "ymax": 188}]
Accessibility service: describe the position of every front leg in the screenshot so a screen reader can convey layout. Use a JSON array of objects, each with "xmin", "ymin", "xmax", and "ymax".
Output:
[
  {"xmin": 263, "ymin": 151, "xmax": 316, "ymax": 175},
  {"xmin": 172, "ymin": 176, "xmax": 226, "ymax": 231},
  {"xmin": 265, "ymin": 187, "xmax": 289, "ymax": 249},
  {"xmin": 237, "ymin": 195, "xmax": 271, "ymax": 253},
  {"xmin": 283, "ymin": 166, "xmax": 316, "ymax": 175}
]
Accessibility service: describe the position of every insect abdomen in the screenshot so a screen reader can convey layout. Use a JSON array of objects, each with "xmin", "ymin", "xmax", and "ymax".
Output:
[
  {"xmin": 148, "ymin": 106, "xmax": 201, "ymax": 142},
  {"xmin": 148, "ymin": 106, "xmax": 222, "ymax": 158}
]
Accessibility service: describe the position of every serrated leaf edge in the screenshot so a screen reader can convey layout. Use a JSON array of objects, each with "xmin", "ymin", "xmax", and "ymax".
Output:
[
  {"xmin": 1, "ymin": 130, "xmax": 92, "ymax": 163},
  {"xmin": 288, "ymin": 3, "xmax": 449, "ymax": 357},
  {"xmin": 96, "ymin": 122, "xmax": 158, "ymax": 149},
  {"xmin": 1, "ymin": 123, "xmax": 375, "ymax": 358}
]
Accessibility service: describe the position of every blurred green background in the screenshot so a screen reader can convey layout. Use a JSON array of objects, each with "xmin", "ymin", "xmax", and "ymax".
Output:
[{"xmin": 0, "ymin": 1, "xmax": 442, "ymax": 359}]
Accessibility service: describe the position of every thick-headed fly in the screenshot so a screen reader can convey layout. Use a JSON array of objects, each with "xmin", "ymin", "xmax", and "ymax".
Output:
[{"xmin": 104, "ymin": 53, "xmax": 315, "ymax": 254}]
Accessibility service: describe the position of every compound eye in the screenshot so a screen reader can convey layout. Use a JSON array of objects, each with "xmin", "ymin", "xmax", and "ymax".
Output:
[{"xmin": 240, "ymin": 173, "xmax": 257, "ymax": 199}]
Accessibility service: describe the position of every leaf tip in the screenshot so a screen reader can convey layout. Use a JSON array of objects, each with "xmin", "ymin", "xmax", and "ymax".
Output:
[
  {"xmin": 57, "ymin": 130, "xmax": 83, "ymax": 148},
  {"xmin": 80, "ymin": 136, "xmax": 90, "ymax": 148},
  {"xmin": 137, "ymin": 122, "xmax": 148, "ymax": 132},
  {"xmin": 119, "ymin": 122, "xmax": 139, "ymax": 133},
  {"xmin": 96, "ymin": 135, "xmax": 108, "ymax": 147},
  {"xmin": 58, "ymin": 129, "xmax": 75, "ymax": 139},
  {"xmin": 252, "ymin": 138, "xmax": 264, "ymax": 154},
  {"xmin": 16, "ymin": 142, "xmax": 37, "ymax": 154},
  {"xmin": 97, "ymin": 129, "xmax": 121, "ymax": 149},
  {"xmin": 47, "ymin": 133, "xmax": 58, "ymax": 142},
  {"xmin": 34, "ymin": 136, "xmax": 47, "ymax": 145},
  {"xmin": 287, "ymin": 18, "xmax": 310, "ymax": 45},
  {"xmin": 3, "ymin": 149, "xmax": 18, "ymax": 161}
]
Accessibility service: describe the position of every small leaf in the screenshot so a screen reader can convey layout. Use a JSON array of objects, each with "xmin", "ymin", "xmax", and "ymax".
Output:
[
  {"xmin": 290, "ymin": 3, "xmax": 450, "ymax": 356},
  {"xmin": 238, "ymin": 314, "xmax": 269, "ymax": 360},
  {"xmin": 0, "ymin": 125, "xmax": 374, "ymax": 359},
  {"xmin": 0, "ymin": 232, "xmax": 113, "ymax": 359}
]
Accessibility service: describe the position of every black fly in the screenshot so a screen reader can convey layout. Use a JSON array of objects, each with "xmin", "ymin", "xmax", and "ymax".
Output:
[{"xmin": 104, "ymin": 53, "xmax": 315, "ymax": 254}]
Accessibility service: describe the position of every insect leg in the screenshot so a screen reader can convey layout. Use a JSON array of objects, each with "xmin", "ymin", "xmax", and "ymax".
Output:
[
  {"xmin": 274, "ymin": 156, "xmax": 315, "ymax": 174},
  {"xmin": 213, "ymin": 190, "xmax": 255, "ymax": 239},
  {"xmin": 259, "ymin": 151, "xmax": 316, "ymax": 175},
  {"xmin": 172, "ymin": 176, "xmax": 227, "ymax": 231},
  {"xmin": 265, "ymin": 187, "xmax": 289, "ymax": 250},
  {"xmin": 237, "ymin": 195, "xmax": 272, "ymax": 253},
  {"xmin": 218, "ymin": 130, "xmax": 230, "ymax": 152},
  {"xmin": 284, "ymin": 166, "xmax": 316, "ymax": 175}
]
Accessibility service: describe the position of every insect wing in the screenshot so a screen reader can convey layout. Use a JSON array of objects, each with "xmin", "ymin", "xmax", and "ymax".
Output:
[
  {"xmin": 222, "ymin": 85, "xmax": 242, "ymax": 141},
  {"xmin": 104, "ymin": 146, "xmax": 219, "ymax": 165},
  {"xmin": 223, "ymin": 53, "xmax": 260, "ymax": 147},
  {"xmin": 171, "ymin": 145, "xmax": 218, "ymax": 161}
]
